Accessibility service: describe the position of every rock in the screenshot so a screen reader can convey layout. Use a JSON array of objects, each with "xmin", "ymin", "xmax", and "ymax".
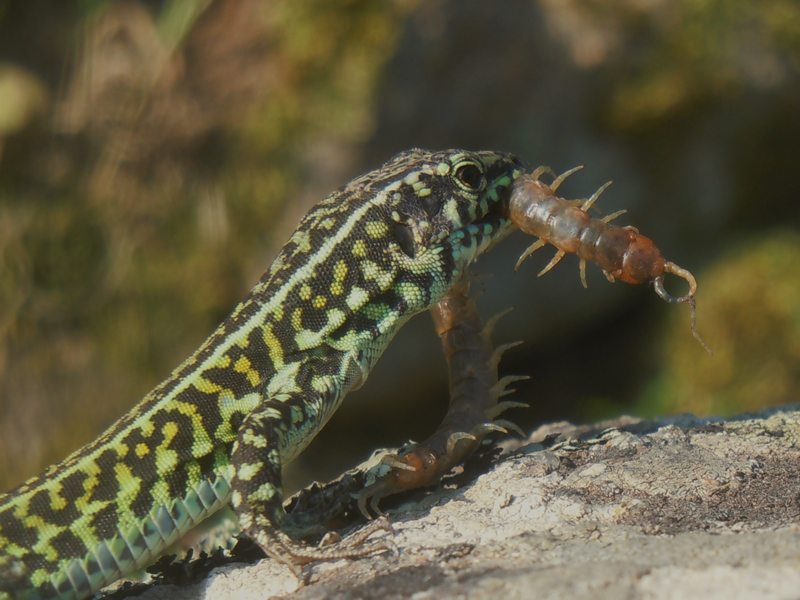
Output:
[{"xmin": 124, "ymin": 405, "xmax": 800, "ymax": 599}]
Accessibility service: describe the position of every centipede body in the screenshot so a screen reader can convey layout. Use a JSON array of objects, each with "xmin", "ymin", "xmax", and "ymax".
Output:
[{"xmin": 508, "ymin": 167, "xmax": 710, "ymax": 353}]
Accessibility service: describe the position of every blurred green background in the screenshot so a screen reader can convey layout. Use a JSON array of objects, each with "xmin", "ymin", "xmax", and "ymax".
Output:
[{"xmin": 1, "ymin": 0, "xmax": 799, "ymax": 492}]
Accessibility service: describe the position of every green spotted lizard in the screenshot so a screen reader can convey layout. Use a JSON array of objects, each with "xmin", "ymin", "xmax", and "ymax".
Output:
[{"xmin": 0, "ymin": 149, "xmax": 529, "ymax": 599}]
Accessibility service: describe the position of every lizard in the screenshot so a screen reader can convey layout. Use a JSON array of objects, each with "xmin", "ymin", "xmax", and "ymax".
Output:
[{"xmin": 0, "ymin": 148, "xmax": 528, "ymax": 599}]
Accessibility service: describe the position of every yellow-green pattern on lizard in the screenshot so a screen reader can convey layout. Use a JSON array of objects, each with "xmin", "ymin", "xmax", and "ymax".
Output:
[{"xmin": 0, "ymin": 149, "xmax": 524, "ymax": 599}]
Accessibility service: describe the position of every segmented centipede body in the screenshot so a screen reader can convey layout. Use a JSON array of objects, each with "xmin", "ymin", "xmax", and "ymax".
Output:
[{"xmin": 509, "ymin": 166, "xmax": 710, "ymax": 352}]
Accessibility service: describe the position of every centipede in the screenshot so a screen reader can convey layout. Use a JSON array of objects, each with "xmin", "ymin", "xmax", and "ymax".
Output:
[{"xmin": 509, "ymin": 166, "xmax": 711, "ymax": 353}]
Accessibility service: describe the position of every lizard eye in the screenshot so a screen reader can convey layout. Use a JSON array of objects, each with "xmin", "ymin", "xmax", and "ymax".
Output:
[{"xmin": 454, "ymin": 161, "xmax": 485, "ymax": 191}]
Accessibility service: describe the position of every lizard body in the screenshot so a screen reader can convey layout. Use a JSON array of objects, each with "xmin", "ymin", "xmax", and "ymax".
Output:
[{"xmin": 0, "ymin": 149, "xmax": 524, "ymax": 599}]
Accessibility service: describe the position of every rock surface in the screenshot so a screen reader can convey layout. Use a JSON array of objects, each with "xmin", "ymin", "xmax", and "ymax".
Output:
[{"xmin": 125, "ymin": 406, "xmax": 800, "ymax": 599}]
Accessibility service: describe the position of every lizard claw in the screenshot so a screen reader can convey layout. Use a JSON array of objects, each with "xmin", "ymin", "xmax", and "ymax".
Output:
[
  {"xmin": 490, "ymin": 374, "xmax": 530, "ymax": 399},
  {"xmin": 472, "ymin": 422, "xmax": 509, "ymax": 436},
  {"xmin": 445, "ymin": 431, "xmax": 478, "ymax": 455},
  {"xmin": 357, "ymin": 480, "xmax": 404, "ymax": 520},
  {"xmin": 485, "ymin": 400, "xmax": 528, "ymax": 419},
  {"xmin": 382, "ymin": 457, "xmax": 417, "ymax": 472},
  {"xmin": 493, "ymin": 418, "xmax": 526, "ymax": 437},
  {"xmin": 490, "ymin": 341, "xmax": 523, "ymax": 370},
  {"xmin": 483, "ymin": 307, "xmax": 514, "ymax": 339},
  {"xmin": 356, "ymin": 448, "xmax": 437, "ymax": 519}
]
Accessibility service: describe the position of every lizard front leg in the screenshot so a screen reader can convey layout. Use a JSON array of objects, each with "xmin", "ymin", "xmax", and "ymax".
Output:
[
  {"xmin": 357, "ymin": 278, "xmax": 527, "ymax": 516},
  {"xmin": 230, "ymin": 399, "xmax": 394, "ymax": 573}
]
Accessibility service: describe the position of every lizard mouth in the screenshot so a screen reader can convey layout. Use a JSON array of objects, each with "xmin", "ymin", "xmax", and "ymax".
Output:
[
  {"xmin": 467, "ymin": 210, "xmax": 505, "ymax": 238},
  {"xmin": 473, "ymin": 178, "xmax": 515, "ymax": 229},
  {"xmin": 476, "ymin": 198, "xmax": 507, "ymax": 226},
  {"xmin": 444, "ymin": 184, "xmax": 515, "ymax": 255},
  {"xmin": 457, "ymin": 169, "xmax": 523, "ymax": 251},
  {"xmin": 434, "ymin": 156, "xmax": 522, "ymax": 252}
]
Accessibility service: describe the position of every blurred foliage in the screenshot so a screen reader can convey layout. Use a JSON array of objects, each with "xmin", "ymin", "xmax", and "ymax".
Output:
[
  {"xmin": 0, "ymin": 65, "xmax": 48, "ymax": 136},
  {"xmin": 540, "ymin": 0, "xmax": 800, "ymax": 125},
  {"xmin": 0, "ymin": 0, "xmax": 798, "ymax": 492},
  {"xmin": 0, "ymin": 0, "xmax": 416, "ymax": 488},
  {"xmin": 640, "ymin": 230, "xmax": 800, "ymax": 417}
]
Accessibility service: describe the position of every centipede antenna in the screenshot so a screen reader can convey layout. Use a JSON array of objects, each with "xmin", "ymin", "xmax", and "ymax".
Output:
[
  {"xmin": 653, "ymin": 277, "xmax": 676, "ymax": 303},
  {"xmin": 550, "ymin": 165, "xmax": 584, "ymax": 192},
  {"xmin": 657, "ymin": 262, "xmax": 697, "ymax": 302},
  {"xmin": 538, "ymin": 249, "xmax": 566, "ymax": 277},
  {"xmin": 601, "ymin": 209, "xmax": 627, "ymax": 224},
  {"xmin": 654, "ymin": 264, "xmax": 712, "ymax": 354},
  {"xmin": 686, "ymin": 296, "xmax": 713, "ymax": 355},
  {"xmin": 579, "ymin": 258, "xmax": 588, "ymax": 289},
  {"xmin": 530, "ymin": 165, "xmax": 556, "ymax": 181},
  {"xmin": 581, "ymin": 181, "xmax": 613, "ymax": 212},
  {"xmin": 515, "ymin": 238, "xmax": 547, "ymax": 271}
]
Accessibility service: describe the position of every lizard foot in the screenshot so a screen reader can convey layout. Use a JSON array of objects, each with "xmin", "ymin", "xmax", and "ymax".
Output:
[
  {"xmin": 356, "ymin": 416, "xmax": 527, "ymax": 519},
  {"xmin": 357, "ymin": 447, "xmax": 443, "ymax": 519},
  {"xmin": 260, "ymin": 516, "xmax": 397, "ymax": 576}
]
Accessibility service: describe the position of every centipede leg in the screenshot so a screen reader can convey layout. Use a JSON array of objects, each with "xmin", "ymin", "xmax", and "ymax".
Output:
[
  {"xmin": 515, "ymin": 238, "xmax": 547, "ymax": 271},
  {"xmin": 579, "ymin": 259, "xmax": 588, "ymax": 289},
  {"xmin": 530, "ymin": 165, "xmax": 556, "ymax": 180},
  {"xmin": 538, "ymin": 249, "xmax": 566, "ymax": 277},
  {"xmin": 581, "ymin": 181, "xmax": 613, "ymax": 212},
  {"xmin": 601, "ymin": 209, "xmax": 627, "ymax": 224},
  {"xmin": 550, "ymin": 165, "xmax": 584, "ymax": 191}
]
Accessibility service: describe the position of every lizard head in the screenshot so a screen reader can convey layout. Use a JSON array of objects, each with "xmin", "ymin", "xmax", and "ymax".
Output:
[
  {"xmin": 378, "ymin": 148, "xmax": 524, "ymax": 269},
  {"xmin": 256, "ymin": 148, "xmax": 525, "ymax": 351}
]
